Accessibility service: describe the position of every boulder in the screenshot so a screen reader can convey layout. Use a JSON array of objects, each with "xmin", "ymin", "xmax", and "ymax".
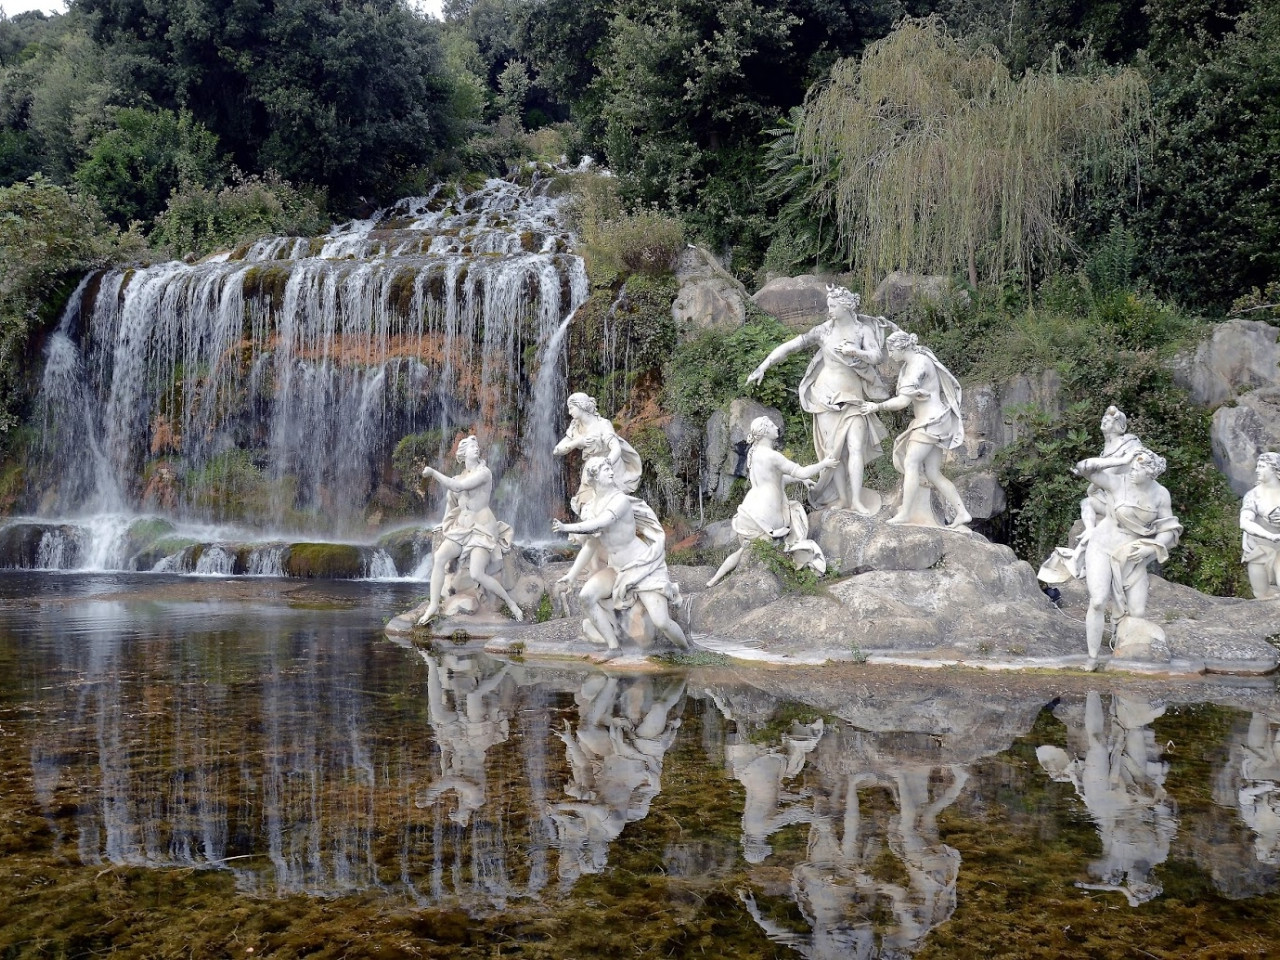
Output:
[
  {"xmin": 1170, "ymin": 319, "xmax": 1280, "ymax": 408},
  {"xmin": 704, "ymin": 398, "xmax": 785, "ymax": 501},
  {"xmin": 1211, "ymin": 388, "xmax": 1280, "ymax": 495},
  {"xmin": 871, "ymin": 271, "xmax": 968, "ymax": 316},
  {"xmin": 751, "ymin": 275, "xmax": 827, "ymax": 330},
  {"xmin": 952, "ymin": 369, "xmax": 1064, "ymax": 471},
  {"xmin": 672, "ymin": 246, "xmax": 748, "ymax": 336}
]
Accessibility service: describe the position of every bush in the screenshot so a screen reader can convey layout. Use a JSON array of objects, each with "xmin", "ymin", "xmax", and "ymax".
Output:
[
  {"xmin": 74, "ymin": 108, "xmax": 223, "ymax": 226},
  {"xmin": 564, "ymin": 171, "xmax": 684, "ymax": 283},
  {"xmin": 151, "ymin": 170, "xmax": 327, "ymax": 260}
]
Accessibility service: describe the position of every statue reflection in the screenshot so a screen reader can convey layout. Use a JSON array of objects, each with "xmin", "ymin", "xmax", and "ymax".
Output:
[
  {"xmin": 415, "ymin": 652, "xmax": 513, "ymax": 827},
  {"xmin": 550, "ymin": 673, "xmax": 685, "ymax": 883},
  {"xmin": 1037, "ymin": 692, "xmax": 1176, "ymax": 905},
  {"xmin": 1217, "ymin": 712, "xmax": 1280, "ymax": 866},
  {"xmin": 715, "ymin": 695, "xmax": 965, "ymax": 959}
]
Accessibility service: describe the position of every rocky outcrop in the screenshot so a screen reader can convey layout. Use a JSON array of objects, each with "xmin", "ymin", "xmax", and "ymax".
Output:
[
  {"xmin": 1170, "ymin": 319, "xmax": 1280, "ymax": 408},
  {"xmin": 871, "ymin": 271, "xmax": 968, "ymax": 316},
  {"xmin": 671, "ymin": 246, "xmax": 748, "ymax": 336},
  {"xmin": 1211, "ymin": 388, "xmax": 1280, "ymax": 495},
  {"xmin": 751, "ymin": 275, "xmax": 827, "ymax": 330},
  {"xmin": 704, "ymin": 398, "xmax": 785, "ymax": 501}
]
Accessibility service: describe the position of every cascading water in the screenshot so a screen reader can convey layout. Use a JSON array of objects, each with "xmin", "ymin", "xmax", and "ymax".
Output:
[{"xmin": 6, "ymin": 169, "xmax": 589, "ymax": 575}]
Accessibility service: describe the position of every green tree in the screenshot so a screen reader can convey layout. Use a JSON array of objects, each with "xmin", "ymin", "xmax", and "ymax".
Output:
[
  {"xmin": 798, "ymin": 17, "xmax": 1149, "ymax": 290},
  {"xmin": 74, "ymin": 107, "xmax": 222, "ymax": 225}
]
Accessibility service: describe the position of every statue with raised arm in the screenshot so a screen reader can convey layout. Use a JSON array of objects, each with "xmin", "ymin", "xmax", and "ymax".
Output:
[
  {"xmin": 857, "ymin": 331, "xmax": 970, "ymax": 528},
  {"xmin": 417, "ymin": 436, "xmax": 524, "ymax": 624},
  {"xmin": 551, "ymin": 456, "xmax": 687, "ymax": 658},
  {"xmin": 746, "ymin": 285, "xmax": 894, "ymax": 514},
  {"xmin": 1240, "ymin": 452, "xmax": 1280, "ymax": 600},
  {"xmin": 707, "ymin": 416, "xmax": 838, "ymax": 587},
  {"xmin": 1053, "ymin": 447, "xmax": 1182, "ymax": 666},
  {"xmin": 1040, "ymin": 406, "xmax": 1144, "ymax": 583},
  {"xmin": 553, "ymin": 392, "xmax": 643, "ymax": 516}
]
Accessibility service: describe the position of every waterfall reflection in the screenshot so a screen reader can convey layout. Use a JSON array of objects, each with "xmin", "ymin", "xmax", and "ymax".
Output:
[
  {"xmin": 1037, "ymin": 692, "xmax": 1176, "ymax": 905},
  {"xmin": 550, "ymin": 674, "xmax": 686, "ymax": 884}
]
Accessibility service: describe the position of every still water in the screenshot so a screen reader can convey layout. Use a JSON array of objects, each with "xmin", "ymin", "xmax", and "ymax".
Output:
[{"xmin": 1, "ymin": 572, "xmax": 1278, "ymax": 959}]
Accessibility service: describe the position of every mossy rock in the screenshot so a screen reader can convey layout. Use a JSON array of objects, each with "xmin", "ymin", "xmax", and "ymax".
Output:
[
  {"xmin": 130, "ymin": 536, "xmax": 198, "ymax": 571},
  {"xmin": 375, "ymin": 526, "xmax": 432, "ymax": 574},
  {"xmin": 283, "ymin": 542, "xmax": 364, "ymax": 579},
  {"xmin": 0, "ymin": 522, "xmax": 46, "ymax": 567}
]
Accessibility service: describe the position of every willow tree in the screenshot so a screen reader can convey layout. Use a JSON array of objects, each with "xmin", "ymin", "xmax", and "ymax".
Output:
[{"xmin": 798, "ymin": 17, "xmax": 1149, "ymax": 289}]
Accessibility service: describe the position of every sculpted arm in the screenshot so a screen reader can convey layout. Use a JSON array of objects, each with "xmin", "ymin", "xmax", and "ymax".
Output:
[
  {"xmin": 422, "ymin": 464, "xmax": 487, "ymax": 492},
  {"xmin": 1241, "ymin": 493, "xmax": 1280, "ymax": 542},
  {"xmin": 746, "ymin": 329, "xmax": 818, "ymax": 385}
]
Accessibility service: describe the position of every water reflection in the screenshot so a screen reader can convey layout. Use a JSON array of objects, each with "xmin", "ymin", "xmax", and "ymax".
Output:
[
  {"xmin": 1037, "ymin": 692, "xmax": 1175, "ymax": 905},
  {"xmin": 5, "ymin": 573, "xmax": 1280, "ymax": 956},
  {"xmin": 551, "ymin": 674, "xmax": 686, "ymax": 883}
]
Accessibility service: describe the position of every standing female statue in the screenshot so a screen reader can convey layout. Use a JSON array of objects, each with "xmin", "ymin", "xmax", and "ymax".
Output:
[
  {"xmin": 417, "ymin": 436, "xmax": 524, "ymax": 624},
  {"xmin": 1040, "ymin": 406, "xmax": 1144, "ymax": 581},
  {"xmin": 857, "ymin": 331, "xmax": 970, "ymax": 528},
  {"xmin": 553, "ymin": 392, "xmax": 643, "ymax": 515},
  {"xmin": 706, "ymin": 417, "xmax": 838, "ymax": 586},
  {"xmin": 1071, "ymin": 448, "xmax": 1182, "ymax": 666},
  {"xmin": 1240, "ymin": 452, "xmax": 1280, "ymax": 600},
  {"xmin": 746, "ymin": 285, "xmax": 892, "ymax": 514}
]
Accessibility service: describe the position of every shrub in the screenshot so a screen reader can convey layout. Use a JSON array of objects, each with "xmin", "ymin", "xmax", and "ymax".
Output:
[{"xmin": 151, "ymin": 170, "xmax": 327, "ymax": 260}]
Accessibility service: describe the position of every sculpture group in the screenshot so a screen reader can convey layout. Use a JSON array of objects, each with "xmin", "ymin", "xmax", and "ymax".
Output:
[{"xmin": 412, "ymin": 283, "xmax": 1277, "ymax": 666}]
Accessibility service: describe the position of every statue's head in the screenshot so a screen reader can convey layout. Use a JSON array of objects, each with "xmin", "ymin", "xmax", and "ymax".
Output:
[
  {"xmin": 747, "ymin": 416, "xmax": 780, "ymax": 445},
  {"xmin": 456, "ymin": 435, "xmax": 480, "ymax": 461},
  {"xmin": 567, "ymin": 392, "xmax": 599, "ymax": 417},
  {"xmin": 886, "ymin": 330, "xmax": 919, "ymax": 357},
  {"xmin": 582, "ymin": 455, "xmax": 616, "ymax": 488},
  {"xmin": 826, "ymin": 284, "xmax": 861, "ymax": 315},
  {"xmin": 1257, "ymin": 451, "xmax": 1280, "ymax": 480},
  {"xmin": 1131, "ymin": 447, "xmax": 1167, "ymax": 479},
  {"xmin": 1101, "ymin": 405, "xmax": 1128, "ymax": 434}
]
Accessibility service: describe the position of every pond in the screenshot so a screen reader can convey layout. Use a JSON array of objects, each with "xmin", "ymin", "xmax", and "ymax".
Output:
[{"xmin": 0, "ymin": 572, "xmax": 1277, "ymax": 959}]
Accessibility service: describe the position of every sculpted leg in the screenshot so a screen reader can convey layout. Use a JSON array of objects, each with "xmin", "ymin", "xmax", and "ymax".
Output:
[
  {"xmin": 922, "ymin": 449, "xmax": 971, "ymax": 526},
  {"xmin": 468, "ymin": 547, "xmax": 524, "ymax": 621},
  {"xmin": 1083, "ymin": 547, "xmax": 1112, "ymax": 662},
  {"xmin": 419, "ymin": 540, "xmax": 463, "ymax": 624},
  {"xmin": 1248, "ymin": 561, "xmax": 1275, "ymax": 600},
  {"xmin": 707, "ymin": 544, "xmax": 745, "ymax": 587},
  {"xmin": 888, "ymin": 441, "xmax": 930, "ymax": 525},
  {"xmin": 639, "ymin": 591, "xmax": 688, "ymax": 648},
  {"xmin": 580, "ymin": 570, "xmax": 620, "ymax": 651},
  {"xmin": 846, "ymin": 444, "xmax": 874, "ymax": 516}
]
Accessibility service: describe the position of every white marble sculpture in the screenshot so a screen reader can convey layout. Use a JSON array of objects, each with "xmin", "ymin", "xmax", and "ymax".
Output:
[
  {"xmin": 553, "ymin": 392, "xmax": 643, "ymax": 516},
  {"xmin": 417, "ymin": 436, "xmax": 524, "ymax": 624},
  {"xmin": 746, "ymin": 285, "xmax": 894, "ymax": 514},
  {"xmin": 1041, "ymin": 445, "xmax": 1182, "ymax": 667},
  {"xmin": 706, "ymin": 416, "xmax": 837, "ymax": 587},
  {"xmin": 856, "ymin": 330, "xmax": 970, "ymax": 528},
  {"xmin": 551, "ymin": 456, "xmax": 687, "ymax": 657},
  {"xmin": 1240, "ymin": 452, "xmax": 1280, "ymax": 600},
  {"xmin": 1037, "ymin": 693, "xmax": 1175, "ymax": 905}
]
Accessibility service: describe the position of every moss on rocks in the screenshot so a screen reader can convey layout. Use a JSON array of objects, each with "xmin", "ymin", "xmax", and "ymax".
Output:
[{"xmin": 283, "ymin": 542, "xmax": 364, "ymax": 579}]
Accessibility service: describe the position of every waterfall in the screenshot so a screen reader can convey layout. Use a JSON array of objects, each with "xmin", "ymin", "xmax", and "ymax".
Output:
[{"xmin": 14, "ymin": 167, "xmax": 589, "ymax": 569}]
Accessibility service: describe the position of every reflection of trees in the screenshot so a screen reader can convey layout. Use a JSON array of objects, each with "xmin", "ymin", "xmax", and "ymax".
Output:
[
  {"xmin": 549, "ymin": 674, "xmax": 685, "ymax": 884},
  {"xmin": 1037, "ymin": 692, "xmax": 1176, "ymax": 905},
  {"xmin": 714, "ymin": 691, "xmax": 965, "ymax": 960}
]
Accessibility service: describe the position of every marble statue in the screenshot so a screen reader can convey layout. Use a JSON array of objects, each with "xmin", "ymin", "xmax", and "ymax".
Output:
[
  {"xmin": 1240, "ymin": 452, "xmax": 1280, "ymax": 600},
  {"xmin": 856, "ymin": 330, "xmax": 970, "ymax": 528},
  {"xmin": 1041, "ymin": 445, "xmax": 1181, "ymax": 667},
  {"xmin": 1037, "ymin": 693, "xmax": 1175, "ymax": 905},
  {"xmin": 1040, "ymin": 406, "xmax": 1144, "ymax": 583},
  {"xmin": 551, "ymin": 456, "xmax": 687, "ymax": 657},
  {"xmin": 417, "ymin": 436, "xmax": 524, "ymax": 624},
  {"xmin": 706, "ymin": 416, "xmax": 838, "ymax": 587},
  {"xmin": 553, "ymin": 392, "xmax": 643, "ymax": 516},
  {"xmin": 746, "ymin": 285, "xmax": 895, "ymax": 514},
  {"xmin": 550, "ymin": 675, "xmax": 684, "ymax": 882}
]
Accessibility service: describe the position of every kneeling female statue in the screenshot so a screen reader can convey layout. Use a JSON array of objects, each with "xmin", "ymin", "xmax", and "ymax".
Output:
[
  {"xmin": 1240, "ymin": 452, "xmax": 1280, "ymax": 600},
  {"xmin": 552, "ymin": 457, "xmax": 688, "ymax": 658},
  {"xmin": 707, "ymin": 416, "xmax": 838, "ymax": 587},
  {"xmin": 417, "ymin": 436, "xmax": 524, "ymax": 624}
]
